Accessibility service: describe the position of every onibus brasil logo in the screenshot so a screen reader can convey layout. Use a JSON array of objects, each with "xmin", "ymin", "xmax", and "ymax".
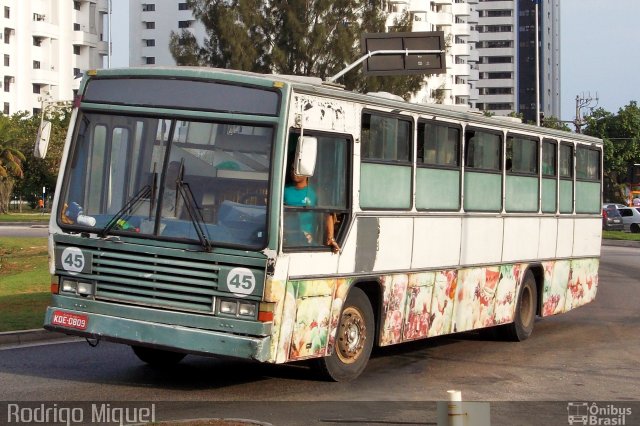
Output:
[{"xmin": 567, "ymin": 402, "xmax": 632, "ymax": 425}]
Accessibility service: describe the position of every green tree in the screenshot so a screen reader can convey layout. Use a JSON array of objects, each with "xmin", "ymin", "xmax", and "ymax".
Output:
[
  {"xmin": 170, "ymin": 1, "xmax": 423, "ymax": 99},
  {"xmin": 585, "ymin": 101, "xmax": 640, "ymax": 201},
  {"xmin": 12, "ymin": 107, "xmax": 71, "ymax": 208},
  {"xmin": 541, "ymin": 116, "xmax": 571, "ymax": 132},
  {"xmin": 0, "ymin": 115, "xmax": 25, "ymax": 213}
]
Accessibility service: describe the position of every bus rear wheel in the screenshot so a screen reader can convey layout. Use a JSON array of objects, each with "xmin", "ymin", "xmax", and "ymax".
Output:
[
  {"xmin": 500, "ymin": 270, "xmax": 537, "ymax": 342},
  {"xmin": 316, "ymin": 287, "xmax": 374, "ymax": 382},
  {"xmin": 131, "ymin": 345, "xmax": 186, "ymax": 366}
]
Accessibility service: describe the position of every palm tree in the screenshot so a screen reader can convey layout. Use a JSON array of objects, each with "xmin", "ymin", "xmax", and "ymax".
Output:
[{"xmin": 0, "ymin": 116, "xmax": 25, "ymax": 213}]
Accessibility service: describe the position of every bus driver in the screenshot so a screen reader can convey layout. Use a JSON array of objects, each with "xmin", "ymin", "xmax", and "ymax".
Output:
[{"xmin": 284, "ymin": 166, "xmax": 340, "ymax": 253}]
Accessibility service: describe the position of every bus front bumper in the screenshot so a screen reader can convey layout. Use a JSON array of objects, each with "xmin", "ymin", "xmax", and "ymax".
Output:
[{"xmin": 43, "ymin": 304, "xmax": 271, "ymax": 362}]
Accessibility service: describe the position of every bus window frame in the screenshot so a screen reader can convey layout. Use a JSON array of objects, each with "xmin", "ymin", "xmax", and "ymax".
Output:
[
  {"xmin": 58, "ymin": 110, "xmax": 279, "ymax": 252},
  {"xmin": 464, "ymin": 126, "xmax": 503, "ymax": 174},
  {"xmin": 559, "ymin": 141, "xmax": 574, "ymax": 180},
  {"xmin": 416, "ymin": 118, "xmax": 462, "ymax": 171},
  {"xmin": 575, "ymin": 144, "xmax": 601, "ymax": 182},
  {"xmin": 463, "ymin": 125, "xmax": 504, "ymax": 213},
  {"xmin": 360, "ymin": 108, "xmax": 414, "ymax": 166},
  {"xmin": 505, "ymin": 132, "xmax": 539, "ymax": 177},
  {"xmin": 542, "ymin": 138, "xmax": 558, "ymax": 178},
  {"xmin": 415, "ymin": 118, "xmax": 462, "ymax": 212},
  {"xmin": 282, "ymin": 128, "xmax": 353, "ymax": 253}
]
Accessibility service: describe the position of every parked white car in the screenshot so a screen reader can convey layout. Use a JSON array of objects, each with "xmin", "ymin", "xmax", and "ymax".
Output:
[{"xmin": 617, "ymin": 207, "xmax": 640, "ymax": 233}]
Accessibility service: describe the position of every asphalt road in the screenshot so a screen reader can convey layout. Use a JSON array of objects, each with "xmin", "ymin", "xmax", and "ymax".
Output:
[{"xmin": 0, "ymin": 246, "xmax": 638, "ymax": 425}]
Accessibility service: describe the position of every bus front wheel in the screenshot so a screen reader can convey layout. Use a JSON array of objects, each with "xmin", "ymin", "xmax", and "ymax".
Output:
[
  {"xmin": 316, "ymin": 287, "xmax": 374, "ymax": 382},
  {"xmin": 501, "ymin": 270, "xmax": 537, "ymax": 342},
  {"xmin": 131, "ymin": 345, "xmax": 186, "ymax": 366}
]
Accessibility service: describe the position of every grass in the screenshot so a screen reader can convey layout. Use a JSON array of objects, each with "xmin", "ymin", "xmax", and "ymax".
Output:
[
  {"xmin": 0, "ymin": 237, "xmax": 51, "ymax": 332},
  {"xmin": 0, "ymin": 211, "xmax": 50, "ymax": 222},
  {"xmin": 602, "ymin": 230, "xmax": 640, "ymax": 241}
]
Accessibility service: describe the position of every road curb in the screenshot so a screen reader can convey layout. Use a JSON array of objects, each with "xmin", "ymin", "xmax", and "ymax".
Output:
[
  {"xmin": 0, "ymin": 328, "xmax": 71, "ymax": 348},
  {"xmin": 0, "ymin": 222, "xmax": 48, "ymax": 227},
  {"xmin": 601, "ymin": 239, "xmax": 640, "ymax": 248}
]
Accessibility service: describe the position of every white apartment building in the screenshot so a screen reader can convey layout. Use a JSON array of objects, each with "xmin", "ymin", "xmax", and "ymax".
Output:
[
  {"xmin": 0, "ymin": 0, "xmax": 108, "ymax": 116},
  {"xmin": 129, "ymin": 0, "xmax": 205, "ymax": 67},
  {"xmin": 475, "ymin": 0, "xmax": 560, "ymax": 121},
  {"xmin": 129, "ymin": 0, "xmax": 479, "ymax": 110},
  {"xmin": 385, "ymin": 0, "xmax": 480, "ymax": 108}
]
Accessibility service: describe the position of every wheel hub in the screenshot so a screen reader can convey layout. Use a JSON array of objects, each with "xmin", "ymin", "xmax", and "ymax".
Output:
[{"xmin": 336, "ymin": 307, "xmax": 366, "ymax": 364}]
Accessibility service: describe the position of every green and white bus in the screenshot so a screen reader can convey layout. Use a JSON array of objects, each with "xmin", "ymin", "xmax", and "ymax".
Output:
[{"xmin": 44, "ymin": 67, "xmax": 602, "ymax": 381}]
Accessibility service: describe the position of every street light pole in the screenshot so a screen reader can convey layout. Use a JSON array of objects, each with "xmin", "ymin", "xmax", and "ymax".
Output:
[
  {"xmin": 107, "ymin": 0, "xmax": 112, "ymax": 68},
  {"xmin": 535, "ymin": 1, "xmax": 541, "ymax": 126}
]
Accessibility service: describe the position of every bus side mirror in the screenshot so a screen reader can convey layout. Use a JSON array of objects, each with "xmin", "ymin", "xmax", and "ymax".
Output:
[
  {"xmin": 294, "ymin": 136, "xmax": 317, "ymax": 177},
  {"xmin": 34, "ymin": 120, "xmax": 52, "ymax": 159}
]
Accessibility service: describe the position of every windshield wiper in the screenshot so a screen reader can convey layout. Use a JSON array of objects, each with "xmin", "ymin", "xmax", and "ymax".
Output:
[
  {"xmin": 176, "ymin": 178, "xmax": 212, "ymax": 252},
  {"xmin": 99, "ymin": 184, "xmax": 151, "ymax": 238}
]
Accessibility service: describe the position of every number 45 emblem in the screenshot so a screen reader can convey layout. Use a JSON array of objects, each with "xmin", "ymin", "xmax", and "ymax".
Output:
[
  {"xmin": 58, "ymin": 247, "xmax": 91, "ymax": 275},
  {"xmin": 226, "ymin": 267, "xmax": 256, "ymax": 297}
]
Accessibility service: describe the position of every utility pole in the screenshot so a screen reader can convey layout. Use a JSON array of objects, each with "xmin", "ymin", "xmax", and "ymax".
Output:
[
  {"xmin": 573, "ymin": 92, "xmax": 598, "ymax": 133},
  {"xmin": 535, "ymin": 0, "xmax": 541, "ymax": 126}
]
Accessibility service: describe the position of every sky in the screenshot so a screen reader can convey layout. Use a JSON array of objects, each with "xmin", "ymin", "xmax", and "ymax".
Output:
[
  {"xmin": 560, "ymin": 0, "xmax": 640, "ymax": 121},
  {"xmin": 109, "ymin": 0, "xmax": 639, "ymax": 123}
]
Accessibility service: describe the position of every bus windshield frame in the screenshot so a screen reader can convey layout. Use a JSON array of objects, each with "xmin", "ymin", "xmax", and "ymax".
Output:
[{"xmin": 57, "ymin": 110, "xmax": 276, "ymax": 251}]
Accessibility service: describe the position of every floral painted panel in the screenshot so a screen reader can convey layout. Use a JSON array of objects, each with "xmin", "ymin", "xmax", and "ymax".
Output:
[
  {"xmin": 275, "ymin": 279, "xmax": 299, "ymax": 363},
  {"xmin": 276, "ymin": 278, "xmax": 353, "ymax": 362},
  {"xmin": 289, "ymin": 295, "xmax": 332, "ymax": 359},
  {"xmin": 402, "ymin": 272, "xmax": 436, "ymax": 341},
  {"xmin": 265, "ymin": 278, "xmax": 286, "ymax": 363},
  {"xmin": 327, "ymin": 279, "xmax": 351, "ymax": 357},
  {"xmin": 540, "ymin": 258, "xmax": 599, "ymax": 316},
  {"xmin": 541, "ymin": 260, "xmax": 570, "ymax": 317},
  {"xmin": 565, "ymin": 258, "xmax": 599, "ymax": 311},
  {"xmin": 380, "ymin": 274, "xmax": 409, "ymax": 345},
  {"xmin": 453, "ymin": 268, "xmax": 483, "ymax": 333},
  {"xmin": 453, "ymin": 267, "xmax": 504, "ymax": 332},
  {"xmin": 493, "ymin": 264, "xmax": 521, "ymax": 325},
  {"xmin": 428, "ymin": 270, "xmax": 457, "ymax": 337}
]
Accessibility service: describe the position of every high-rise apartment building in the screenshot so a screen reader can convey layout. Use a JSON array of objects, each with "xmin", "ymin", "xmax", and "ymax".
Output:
[
  {"xmin": 385, "ymin": 0, "xmax": 480, "ymax": 108},
  {"xmin": 475, "ymin": 0, "xmax": 560, "ymax": 121},
  {"xmin": 127, "ymin": 0, "xmax": 560, "ymax": 121},
  {"xmin": 0, "ymin": 0, "xmax": 109, "ymax": 116},
  {"xmin": 129, "ymin": 0, "xmax": 205, "ymax": 67}
]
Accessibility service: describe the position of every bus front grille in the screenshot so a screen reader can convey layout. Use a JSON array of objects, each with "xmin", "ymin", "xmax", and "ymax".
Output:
[{"xmin": 91, "ymin": 249, "xmax": 220, "ymax": 313}]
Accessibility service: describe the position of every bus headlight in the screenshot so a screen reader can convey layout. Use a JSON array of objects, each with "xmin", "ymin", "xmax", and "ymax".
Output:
[
  {"xmin": 217, "ymin": 299, "xmax": 257, "ymax": 319},
  {"xmin": 76, "ymin": 281, "xmax": 95, "ymax": 296},
  {"xmin": 219, "ymin": 300, "xmax": 237, "ymax": 315},
  {"xmin": 60, "ymin": 279, "xmax": 94, "ymax": 297},
  {"xmin": 238, "ymin": 302, "xmax": 256, "ymax": 317},
  {"xmin": 61, "ymin": 279, "xmax": 77, "ymax": 293}
]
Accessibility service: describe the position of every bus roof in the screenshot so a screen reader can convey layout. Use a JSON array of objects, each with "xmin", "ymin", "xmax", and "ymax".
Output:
[{"xmin": 84, "ymin": 66, "xmax": 601, "ymax": 145}]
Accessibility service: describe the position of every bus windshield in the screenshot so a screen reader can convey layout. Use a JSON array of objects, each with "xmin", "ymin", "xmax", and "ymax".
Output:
[{"xmin": 59, "ymin": 112, "xmax": 273, "ymax": 250}]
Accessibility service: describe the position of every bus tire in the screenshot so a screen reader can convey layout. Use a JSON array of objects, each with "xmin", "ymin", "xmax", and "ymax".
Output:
[
  {"xmin": 131, "ymin": 345, "xmax": 186, "ymax": 366},
  {"xmin": 501, "ymin": 270, "xmax": 537, "ymax": 342},
  {"xmin": 315, "ymin": 287, "xmax": 374, "ymax": 382}
]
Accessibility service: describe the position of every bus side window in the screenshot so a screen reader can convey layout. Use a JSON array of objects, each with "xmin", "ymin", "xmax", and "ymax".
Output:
[{"xmin": 283, "ymin": 132, "xmax": 349, "ymax": 251}]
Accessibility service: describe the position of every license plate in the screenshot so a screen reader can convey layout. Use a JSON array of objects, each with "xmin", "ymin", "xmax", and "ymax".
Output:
[{"xmin": 51, "ymin": 310, "xmax": 88, "ymax": 330}]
